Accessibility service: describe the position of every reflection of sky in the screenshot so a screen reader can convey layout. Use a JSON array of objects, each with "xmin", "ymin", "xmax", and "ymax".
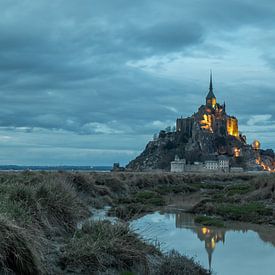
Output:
[{"xmin": 130, "ymin": 212, "xmax": 275, "ymax": 275}]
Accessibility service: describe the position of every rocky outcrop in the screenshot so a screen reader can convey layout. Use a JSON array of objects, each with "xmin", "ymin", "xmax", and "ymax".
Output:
[
  {"xmin": 126, "ymin": 126, "xmax": 275, "ymax": 171},
  {"xmin": 127, "ymin": 131, "xmax": 187, "ymax": 171}
]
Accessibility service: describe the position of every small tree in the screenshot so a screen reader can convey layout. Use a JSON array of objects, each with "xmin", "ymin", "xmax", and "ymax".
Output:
[{"xmin": 165, "ymin": 126, "xmax": 171, "ymax": 132}]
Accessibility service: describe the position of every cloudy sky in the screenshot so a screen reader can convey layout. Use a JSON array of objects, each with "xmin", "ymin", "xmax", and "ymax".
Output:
[{"xmin": 0, "ymin": 0, "xmax": 274, "ymax": 166}]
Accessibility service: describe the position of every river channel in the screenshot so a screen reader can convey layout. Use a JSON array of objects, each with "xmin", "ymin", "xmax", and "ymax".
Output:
[{"xmin": 130, "ymin": 211, "xmax": 275, "ymax": 275}]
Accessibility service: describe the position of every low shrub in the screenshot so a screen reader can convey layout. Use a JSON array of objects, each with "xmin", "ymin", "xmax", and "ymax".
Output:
[
  {"xmin": 155, "ymin": 184, "xmax": 196, "ymax": 195},
  {"xmin": 35, "ymin": 179, "xmax": 89, "ymax": 232},
  {"xmin": 61, "ymin": 220, "xmax": 158, "ymax": 273},
  {"xmin": 156, "ymin": 250, "xmax": 210, "ymax": 275},
  {"xmin": 135, "ymin": 191, "xmax": 165, "ymax": 206},
  {"xmin": 108, "ymin": 203, "xmax": 148, "ymax": 220},
  {"xmin": 194, "ymin": 215, "xmax": 224, "ymax": 227},
  {"xmin": 225, "ymin": 184, "xmax": 253, "ymax": 196},
  {"xmin": 216, "ymin": 202, "xmax": 273, "ymax": 222}
]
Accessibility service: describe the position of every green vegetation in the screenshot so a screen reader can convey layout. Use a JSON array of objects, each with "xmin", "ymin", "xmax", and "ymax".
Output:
[
  {"xmin": 191, "ymin": 183, "xmax": 225, "ymax": 190},
  {"xmin": 155, "ymin": 184, "xmax": 196, "ymax": 195},
  {"xmin": 109, "ymin": 191, "xmax": 165, "ymax": 220},
  {"xmin": 216, "ymin": 202, "xmax": 273, "ymax": 222},
  {"xmin": 108, "ymin": 203, "xmax": 148, "ymax": 220},
  {"xmin": 225, "ymin": 183, "xmax": 254, "ymax": 196},
  {"xmin": 62, "ymin": 220, "xmax": 158, "ymax": 273},
  {"xmin": 156, "ymin": 250, "xmax": 210, "ymax": 275},
  {"xmin": 217, "ymin": 202, "xmax": 273, "ymax": 216},
  {"xmin": 194, "ymin": 215, "xmax": 224, "ymax": 227},
  {"xmin": 135, "ymin": 191, "xmax": 165, "ymax": 206}
]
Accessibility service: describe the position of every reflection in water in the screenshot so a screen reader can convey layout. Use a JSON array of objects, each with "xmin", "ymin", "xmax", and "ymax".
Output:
[
  {"xmin": 131, "ymin": 211, "xmax": 275, "ymax": 275},
  {"xmin": 175, "ymin": 212, "xmax": 226, "ymax": 270}
]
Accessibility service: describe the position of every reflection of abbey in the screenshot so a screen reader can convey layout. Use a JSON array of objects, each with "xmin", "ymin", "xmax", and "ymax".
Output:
[
  {"xmin": 176, "ymin": 72, "xmax": 239, "ymax": 139},
  {"xmin": 175, "ymin": 212, "xmax": 225, "ymax": 271}
]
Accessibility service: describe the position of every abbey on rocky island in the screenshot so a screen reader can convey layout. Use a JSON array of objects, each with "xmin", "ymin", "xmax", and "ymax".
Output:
[{"xmin": 126, "ymin": 73, "xmax": 275, "ymax": 172}]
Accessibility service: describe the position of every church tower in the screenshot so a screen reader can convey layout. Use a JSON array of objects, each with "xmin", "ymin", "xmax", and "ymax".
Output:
[{"xmin": 206, "ymin": 71, "xmax": 216, "ymax": 109}]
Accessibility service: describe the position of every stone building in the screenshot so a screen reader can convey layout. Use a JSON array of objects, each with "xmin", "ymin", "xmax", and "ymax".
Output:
[
  {"xmin": 185, "ymin": 162, "xmax": 204, "ymax": 172},
  {"xmin": 171, "ymin": 155, "xmax": 186, "ymax": 172},
  {"xmin": 176, "ymin": 72, "xmax": 239, "ymax": 139},
  {"xmin": 176, "ymin": 117, "xmax": 194, "ymax": 137},
  {"xmin": 205, "ymin": 160, "xmax": 219, "ymax": 170},
  {"xmin": 171, "ymin": 155, "xmax": 230, "ymax": 173},
  {"xmin": 218, "ymin": 155, "xmax": 230, "ymax": 172}
]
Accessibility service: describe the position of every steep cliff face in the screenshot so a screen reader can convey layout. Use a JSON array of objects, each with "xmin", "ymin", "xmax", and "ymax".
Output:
[{"xmin": 127, "ymin": 131, "xmax": 188, "ymax": 171}]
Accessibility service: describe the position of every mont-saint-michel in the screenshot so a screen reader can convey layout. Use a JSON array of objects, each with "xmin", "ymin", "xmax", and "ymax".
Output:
[
  {"xmin": 1, "ymin": 1, "xmax": 275, "ymax": 275},
  {"xmin": 127, "ymin": 73, "xmax": 275, "ymax": 173}
]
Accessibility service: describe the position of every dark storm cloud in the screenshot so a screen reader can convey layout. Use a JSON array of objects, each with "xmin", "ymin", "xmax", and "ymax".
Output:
[{"xmin": 0, "ymin": 0, "xmax": 274, "ymax": 164}]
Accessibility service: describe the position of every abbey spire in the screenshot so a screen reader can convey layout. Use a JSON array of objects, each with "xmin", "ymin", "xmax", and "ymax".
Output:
[{"xmin": 206, "ymin": 71, "xmax": 216, "ymax": 108}]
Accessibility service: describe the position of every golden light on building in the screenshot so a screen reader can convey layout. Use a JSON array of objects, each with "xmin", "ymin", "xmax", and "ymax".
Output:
[
  {"xmin": 252, "ymin": 140, "xmax": 261, "ymax": 150},
  {"xmin": 234, "ymin": 148, "xmax": 241, "ymax": 157},
  {"xmin": 227, "ymin": 117, "xmax": 239, "ymax": 137},
  {"xmin": 211, "ymin": 98, "xmax": 216, "ymax": 109},
  {"xmin": 200, "ymin": 114, "xmax": 213, "ymax": 132},
  {"xmin": 201, "ymin": 227, "xmax": 210, "ymax": 235},
  {"xmin": 256, "ymin": 157, "xmax": 275, "ymax": 172}
]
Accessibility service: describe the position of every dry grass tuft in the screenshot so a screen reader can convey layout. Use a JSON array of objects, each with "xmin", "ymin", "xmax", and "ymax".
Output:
[
  {"xmin": 0, "ymin": 217, "xmax": 43, "ymax": 275},
  {"xmin": 61, "ymin": 220, "xmax": 159, "ymax": 273},
  {"xmin": 156, "ymin": 250, "xmax": 210, "ymax": 275}
]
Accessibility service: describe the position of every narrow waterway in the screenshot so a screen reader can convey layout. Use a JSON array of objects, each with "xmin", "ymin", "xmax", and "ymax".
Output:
[{"xmin": 130, "ymin": 211, "xmax": 275, "ymax": 275}]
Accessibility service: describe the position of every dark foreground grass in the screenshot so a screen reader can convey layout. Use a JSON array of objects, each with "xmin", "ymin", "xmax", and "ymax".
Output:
[
  {"xmin": 156, "ymin": 250, "xmax": 210, "ymax": 275},
  {"xmin": 61, "ymin": 220, "xmax": 158, "ymax": 273},
  {"xmin": 0, "ymin": 172, "xmax": 90, "ymax": 273},
  {"xmin": 0, "ymin": 217, "xmax": 43, "ymax": 275},
  {"xmin": 61, "ymin": 221, "xmax": 210, "ymax": 275}
]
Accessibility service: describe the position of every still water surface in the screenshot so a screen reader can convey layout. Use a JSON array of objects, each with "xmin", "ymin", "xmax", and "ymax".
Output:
[{"xmin": 130, "ymin": 211, "xmax": 275, "ymax": 275}]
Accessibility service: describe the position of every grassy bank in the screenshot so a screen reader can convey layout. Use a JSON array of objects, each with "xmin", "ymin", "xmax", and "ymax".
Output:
[
  {"xmin": 0, "ymin": 171, "xmax": 213, "ymax": 274},
  {"xmin": 61, "ymin": 220, "xmax": 209, "ymax": 275},
  {"xmin": 190, "ymin": 176, "xmax": 275, "ymax": 224},
  {"xmin": 101, "ymin": 172, "xmax": 274, "ymax": 225}
]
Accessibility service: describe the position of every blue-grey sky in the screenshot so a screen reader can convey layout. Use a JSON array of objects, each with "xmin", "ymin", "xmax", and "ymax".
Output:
[{"xmin": 0, "ymin": 0, "xmax": 275, "ymax": 165}]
